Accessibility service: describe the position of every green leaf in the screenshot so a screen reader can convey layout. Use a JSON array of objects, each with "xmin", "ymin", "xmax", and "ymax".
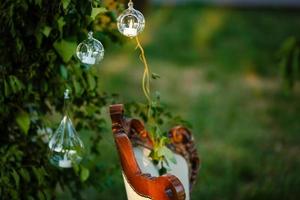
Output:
[
  {"xmin": 72, "ymin": 77, "xmax": 82, "ymax": 95},
  {"xmin": 91, "ymin": 7, "xmax": 107, "ymax": 20},
  {"xmin": 11, "ymin": 169, "xmax": 20, "ymax": 189},
  {"xmin": 16, "ymin": 111, "xmax": 30, "ymax": 135},
  {"xmin": 35, "ymin": 0, "xmax": 42, "ymax": 7},
  {"xmin": 80, "ymin": 167, "xmax": 90, "ymax": 182},
  {"xmin": 57, "ymin": 17, "xmax": 66, "ymax": 36},
  {"xmin": 155, "ymin": 126, "xmax": 163, "ymax": 140},
  {"xmin": 60, "ymin": 65, "xmax": 68, "ymax": 79},
  {"xmin": 37, "ymin": 191, "xmax": 45, "ymax": 200},
  {"xmin": 14, "ymin": 78, "xmax": 23, "ymax": 90},
  {"xmin": 151, "ymin": 73, "xmax": 161, "ymax": 79},
  {"xmin": 161, "ymin": 146, "xmax": 177, "ymax": 164},
  {"xmin": 157, "ymin": 146, "xmax": 164, "ymax": 157},
  {"xmin": 53, "ymin": 39, "xmax": 77, "ymax": 63},
  {"xmin": 15, "ymin": 38, "xmax": 24, "ymax": 53},
  {"xmin": 87, "ymin": 73, "xmax": 96, "ymax": 90},
  {"xmin": 9, "ymin": 79, "xmax": 17, "ymax": 93},
  {"xmin": 33, "ymin": 167, "xmax": 45, "ymax": 186},
  {"xmin": 42, "ymin": 26, "xmax": 52, "ymax": 37},
  {"xmin": 62, "ymin": 0, "xmax": 71, "ymax": 10},
  {"xmin": 20, "ymin": 168, "xmax": 30, "ymax": 183},
  {"xmin": 9, "ymin": 75, "xmax": 24, "ymax": 93},
  {"xmin": 73, "ymin": 163, "xmax": 80, "ymax": 174},
  {"xmin": 9, "ymin": 75, "xmax": 18, "ymax": 93}
]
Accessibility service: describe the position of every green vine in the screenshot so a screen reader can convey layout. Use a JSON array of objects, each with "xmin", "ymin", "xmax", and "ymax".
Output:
[{"xmin": 135, "ymin": 36, "xmax": 177, "ymax": 175}]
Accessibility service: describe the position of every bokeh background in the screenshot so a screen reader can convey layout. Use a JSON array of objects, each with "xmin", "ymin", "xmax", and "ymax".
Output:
[
  {"xmin": 57, "ymin": 0, "xmax": 300, "ymax": 199},
  {"xmin": 2, "ymin": 0, "xmax": 298, "ymax": 199}
]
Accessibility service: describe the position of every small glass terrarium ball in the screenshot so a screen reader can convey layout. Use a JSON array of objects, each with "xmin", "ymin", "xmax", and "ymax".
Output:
[
  {"xmin": 117, "ymin": 2, "xmax": 145, "ymax": 37},
  {"xmin": 76, "ymin": 32, "xmax": 104, "ymax": 66}
]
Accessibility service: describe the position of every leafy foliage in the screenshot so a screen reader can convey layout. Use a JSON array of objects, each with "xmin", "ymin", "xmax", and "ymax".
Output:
[
  {"xmin": 0, "ymin": 0, "xmax": 192, "ymax": 198},
  {"xmin": 0, "ymin": 0, "xmax": 123, "ymax": 199}
]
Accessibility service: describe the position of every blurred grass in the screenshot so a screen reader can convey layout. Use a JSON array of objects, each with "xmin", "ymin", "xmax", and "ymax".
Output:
[{"xmin": 59, "ymin": 5, "xmax": 300, "ymax": 200}]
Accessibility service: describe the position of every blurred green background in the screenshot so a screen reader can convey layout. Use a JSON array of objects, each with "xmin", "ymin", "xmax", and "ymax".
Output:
[{"xmin": 59, "ymin": 2, "xmax": 300, "ymax": 200}]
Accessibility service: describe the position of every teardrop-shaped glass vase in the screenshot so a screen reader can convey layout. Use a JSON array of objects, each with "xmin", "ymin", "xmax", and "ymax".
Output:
[{"xmin": 48, "ymin": 90, "xmax": 84, "ymax": 168}]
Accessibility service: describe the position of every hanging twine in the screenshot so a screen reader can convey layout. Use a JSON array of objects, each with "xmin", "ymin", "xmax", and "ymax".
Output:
[
  {"xmin": 134, "ymin": 21, "xmax": 177, "ymax": 172},
  {"xmin": 135, "ymin": 36, "xmax": 151, "ymax": 106}
]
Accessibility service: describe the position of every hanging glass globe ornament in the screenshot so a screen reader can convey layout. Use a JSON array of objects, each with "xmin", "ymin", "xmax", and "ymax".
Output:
[
  {"xmin": 117, "ymin": 1, "xmax": 145, "ymax": 37},
  {"xmin": 48, "ymin": 89, "xmax": 84, "ymax": 168},
  {"xmin": 76, "ymin": 32, "xmax": 104, "ymax": 66}
]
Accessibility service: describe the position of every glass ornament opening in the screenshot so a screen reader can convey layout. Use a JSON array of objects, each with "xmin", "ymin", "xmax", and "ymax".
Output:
[
  {"xmin": 48, "ymin": 89, "xmax": 84, "ymax": 168},
  {"xmin": 76, "ymin": 32, "xmax": 104, "ymax": 66},
  {"xmin": 117, "ymin": 2, "xmax": 145, "ymax": 37}
]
